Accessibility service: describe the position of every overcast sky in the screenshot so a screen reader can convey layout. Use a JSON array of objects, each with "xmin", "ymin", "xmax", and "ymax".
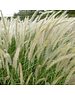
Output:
[
  {"xmin": 0, "ymin": 0, "xmax": 74, "ymax": 17},
  {"xmin": 0, "ymin": 10, "xmax": 19, "ymax": 17}
]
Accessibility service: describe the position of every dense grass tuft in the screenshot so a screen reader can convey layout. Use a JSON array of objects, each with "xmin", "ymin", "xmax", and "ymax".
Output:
[{"xmin": 0, "ymin": 10, "xmax": 75, "ymax": 85}]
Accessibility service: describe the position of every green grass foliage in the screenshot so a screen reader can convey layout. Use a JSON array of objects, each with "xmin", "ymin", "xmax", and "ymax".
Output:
[{"xmin": 0, "ymin": 10, "xmax": 75, "ymax": 85}]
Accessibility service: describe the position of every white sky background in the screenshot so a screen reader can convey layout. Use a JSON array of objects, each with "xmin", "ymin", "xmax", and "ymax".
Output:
[
  {"xmin": 0, "ymin": 0, "xmax": 75, "ymax": 17},
  {"xmin": 0, "ymin": 10, "xmax": 19, "ymax": 17}
]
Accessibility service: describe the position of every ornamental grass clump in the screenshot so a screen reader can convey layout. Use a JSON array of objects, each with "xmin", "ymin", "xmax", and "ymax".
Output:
[{"xmin": 0, "ymin": 10, "xmax": 75, "ymax": 85}]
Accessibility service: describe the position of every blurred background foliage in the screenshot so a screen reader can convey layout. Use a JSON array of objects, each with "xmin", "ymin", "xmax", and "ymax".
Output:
[
  {"xmin": 13, "ymin": 10, "xmax": 42, "ymax": 20},
  {"xmin": 13, "ymin": 10, "xmax": 75, "ymax": 20},
  {"xmin": 0, "ymin": 10, "xmax": 75, "ymax": 20}
]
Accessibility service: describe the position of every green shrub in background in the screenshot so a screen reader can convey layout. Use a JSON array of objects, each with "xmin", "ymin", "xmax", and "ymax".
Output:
[
  {"xmin": 1, "ymin": 10, "xmax": 75, "ymax": 20},
  {"xmin": 13, "ymin": 10, "xmax": 75, "ymax": 20}
]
